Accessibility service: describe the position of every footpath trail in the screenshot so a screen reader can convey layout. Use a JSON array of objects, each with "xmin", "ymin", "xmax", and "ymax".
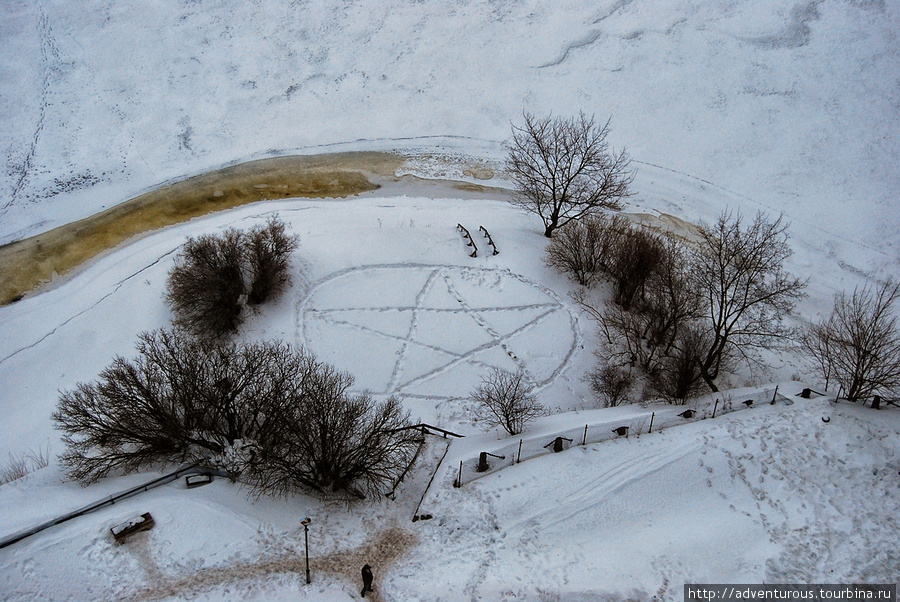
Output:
[{"xmin": 127, "ymin": 525, "xmax": 417, "ymax": 601}]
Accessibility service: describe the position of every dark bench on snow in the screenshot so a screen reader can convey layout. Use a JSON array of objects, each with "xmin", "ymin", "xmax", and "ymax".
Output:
[
  {"xmin": 110, "ymin": 512, "xmax": 155, "ymax": 543},
  {"xmin": 185, "ymin": 473, "xmax": 213, "ymax": 488}
]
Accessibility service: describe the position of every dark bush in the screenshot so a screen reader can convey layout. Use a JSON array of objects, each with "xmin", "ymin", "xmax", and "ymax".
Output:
[
  {"xmin": 607, "ymin": 224, "xmax": 665, "ymax": 309},
  {"xmin": 245, "ymin": 217, "xmax": 299, "ymax": 306},
  {"xmin": 646, "ymin": 326, "xmax": 709, "ymax": 404},
  {"xmin": 166, "ymin": 229, "xmax": 246, "ymax": 338},
  {"xmin": 54, "ymin": 330, "xmax": 419, "ymax": 498},
  {"xmin": 165, "ymin": 216, "xmax": 299, "ymax": 338},
  {"xmin": 587, "ymin": 364, "xmax": 634, "ymax": 407},
  {"xmin": 544, "ymin": 214, "xmax": 619, "ymax": 287}
]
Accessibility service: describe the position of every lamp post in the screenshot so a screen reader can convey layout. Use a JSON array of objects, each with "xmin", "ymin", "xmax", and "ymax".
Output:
[{"xmin": 300, "ymin": 517, "xmax": 311, "ymax": 584}]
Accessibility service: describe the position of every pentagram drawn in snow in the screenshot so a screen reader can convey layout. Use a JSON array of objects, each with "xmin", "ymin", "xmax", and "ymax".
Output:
[{"xmin": 297, "ymin": 265, "xmax": 578, "ymax": 401}]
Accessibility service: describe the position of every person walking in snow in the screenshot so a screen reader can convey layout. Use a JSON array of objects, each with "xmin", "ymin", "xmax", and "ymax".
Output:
[{"xmin": 361, "ymin": 564, "xmax": 374, "ymax": 597}]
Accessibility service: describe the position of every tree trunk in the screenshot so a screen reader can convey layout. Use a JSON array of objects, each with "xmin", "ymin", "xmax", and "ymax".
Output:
[
  {"xmin": 544, "ymin": 223, "xmax": 556, "ymax": 238},
  {"xmin": 700, "ymin": 364, "xmax": 719, "ymax": 392}
]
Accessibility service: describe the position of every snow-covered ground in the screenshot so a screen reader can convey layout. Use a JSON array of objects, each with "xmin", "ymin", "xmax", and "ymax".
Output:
[{"xmin": 1, "ymin": 0, "xmax": 899, "ymax": 599}]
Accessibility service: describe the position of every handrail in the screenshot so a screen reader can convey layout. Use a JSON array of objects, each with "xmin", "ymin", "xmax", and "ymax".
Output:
[
  {"xmin": 0, "ymin": 463, "xmax": 203, "ymax": 550},
  {"xmin": 388, "ymin": 423, "xmax": 465, "ymax": 439}
]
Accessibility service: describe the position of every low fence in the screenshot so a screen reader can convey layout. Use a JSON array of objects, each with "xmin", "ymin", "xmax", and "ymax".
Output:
[{"xmin": 454, "ymin": 386, "xmax": 791, "ymax": 487}]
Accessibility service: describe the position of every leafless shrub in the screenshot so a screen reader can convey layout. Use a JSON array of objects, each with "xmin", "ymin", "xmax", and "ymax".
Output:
[
  {"xmin": 692, "ymin": 211, "xmax": 806, "ymax": 391},
  {"xmin": 802, "ymin": 280, "xmax": 900, "ymax": 402},
  {"xmin": 646, "ymin": 326, "xmax": 709, "ymax": 404},
  {"xmin": 0, "ymin": 445, "xmax": 50, "ymax": 485},
  {"xmin": 166, "ymin": 229, "xmax": 246, "ymax": 338},
  {"xmin": 166, "ymin": 216, "xmax": 299, "ymax": 338},
  {"xmin": 639, "ymin": 239, "xmax": 701, "ymax": 354},
  {"xmin": 607, "ymin": 225, "xmax": 665, "ymax": 309},
  {"xmin": 245, "ymin": 217, "xmax": 299, "ymax": 306},
  {"xmin": 506, "ymin": 112, "xmax": 633, "ymax": 238},
  {"xmin": 471, "ymin": 368, "xmax": 543, "ymax": 435},
  {"xmin": 54, "ymin": 329, "xmax": 417, "ymax": 498},
  {"xmin": 544, "ymin": 216, "xmax": 609, "ymax": 287},
  {"xmin": 577, "ymin": 238, "xmax": 700, "ymax": 374},
  {"xmin": 586, "ymin": 364, "xmax": 634, "ymax": 407},
  {"xmin": 246, "ymin": 390, "xmax": 420, "ymax": 500}
]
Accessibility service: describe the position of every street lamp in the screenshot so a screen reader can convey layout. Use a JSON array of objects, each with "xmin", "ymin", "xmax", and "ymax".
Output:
[{"xmin": 300, "ymin": 517, "xmax": 311, "ymax": 584}]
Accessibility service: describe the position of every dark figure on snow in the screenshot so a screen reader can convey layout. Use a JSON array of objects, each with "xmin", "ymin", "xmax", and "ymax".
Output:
[{"xmin": 361, "ymin": 564, "xmax": 374, "ymax": 597}]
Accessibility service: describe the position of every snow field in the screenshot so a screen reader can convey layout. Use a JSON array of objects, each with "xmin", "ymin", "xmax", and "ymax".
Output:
[
  {"xmin": 1, "ymin": 0, "xmax": 899, "ymax": 595},
  {"xmin": 0, "ymin": 171, "xmax": 897, "ymax": 600}
]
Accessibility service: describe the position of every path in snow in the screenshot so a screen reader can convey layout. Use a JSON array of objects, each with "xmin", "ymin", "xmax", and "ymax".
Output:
[{"xmin": 126, "ymin": 525, "xmax": 416, "ymax": 601}]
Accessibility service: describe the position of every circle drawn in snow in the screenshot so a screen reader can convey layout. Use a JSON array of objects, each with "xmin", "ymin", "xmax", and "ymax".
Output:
[{"xmin": 297, "ymin": 265, "xmax": 578, "ymax": 400}]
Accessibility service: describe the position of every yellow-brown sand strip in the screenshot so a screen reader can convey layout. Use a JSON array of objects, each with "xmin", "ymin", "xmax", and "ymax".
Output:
[{"xmin": 0, "ymin": 152, "xmax": 404, "ymax": 306}]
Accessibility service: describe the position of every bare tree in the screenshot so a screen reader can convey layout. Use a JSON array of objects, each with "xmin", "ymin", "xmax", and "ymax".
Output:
[
  {"xmin": 586, "ymin": 364, "xmax": 634, "ymax": 407},
  {"xmin": 471, "ymin": 367, "xmax": 543, "ymax": 435},
  {"xmin": 643, "ymin": 239, "xmax": 701, "ymax": 347},
  {"xmin": 53, "ymin": 331, "xmax": 298, "ymax": 483},
  {"xmin": 506, "ymin": 112, "xmax": 633, "ymax": 238},
  {"xmin": 245, "ymin": 217, "xmax": 299, "ymax": 306},
  {"xmin": 54, "ymin": 330, "xmax": 419, "ymax": 498},
  {"xmin": 803, "ymin": 280, "xmax": 900, "ymax": 402},
  {"xmin": 166, "ymin": 229, "xmax": 246, "ymax": 338},
  {"xmin": 692, "ymin": 211, "xmax": 806, "ymax": 391}
]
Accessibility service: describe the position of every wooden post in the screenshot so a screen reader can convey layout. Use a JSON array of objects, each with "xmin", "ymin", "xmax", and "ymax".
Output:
[
  {"xmin": 771, "ymin": 385, "xmax": 779, "ymax": 404},
  {"xmin": 455, "ymin": 461, "xmax": 463, "ymax": 488},
  {"xmin": 582, "ymin": 424, "xmax": 588, "ymax": 446},
  {"xmin": 477, "ymin": 452, "xmax": 489, "ymax": 472},
  {"xmin": 517, "ymin": 439, "xmax": 523, "ymax": 463},
  {"xmin": 712, "ymin": 399, "xmax": 719, "ymax": 418},
  {"xmin": 648, "ymin": 412, "xmax": 655, "ymax": 434}
]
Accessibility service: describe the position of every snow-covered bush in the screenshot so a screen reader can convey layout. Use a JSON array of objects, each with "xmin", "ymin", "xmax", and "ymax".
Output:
[{"xmin": 53, "ymin": 329, "xmax": 418, "ymax": 499}]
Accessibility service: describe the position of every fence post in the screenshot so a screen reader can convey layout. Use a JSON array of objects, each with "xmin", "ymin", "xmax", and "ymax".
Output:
[
  {"xmin": 454, "ymin": 461, "xmax": 463, "ymax": 488},
  {"xmin": 516, "ymin": 439, "xmax": 523, "ymax": 463},
  {"xmin": 648, "ymin": 412, "xmax": 655, "ymax": 434},
  {"xmin": 712, "ymin": 399, "xmax": 719, "ymax": 418},
  {"xmin": 771, "ymin": 385, "xmax": 779, "ymax": 405},
  {"xmin": 582, "ymin": 425, "xmax": 588, "ymax": 446}
]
